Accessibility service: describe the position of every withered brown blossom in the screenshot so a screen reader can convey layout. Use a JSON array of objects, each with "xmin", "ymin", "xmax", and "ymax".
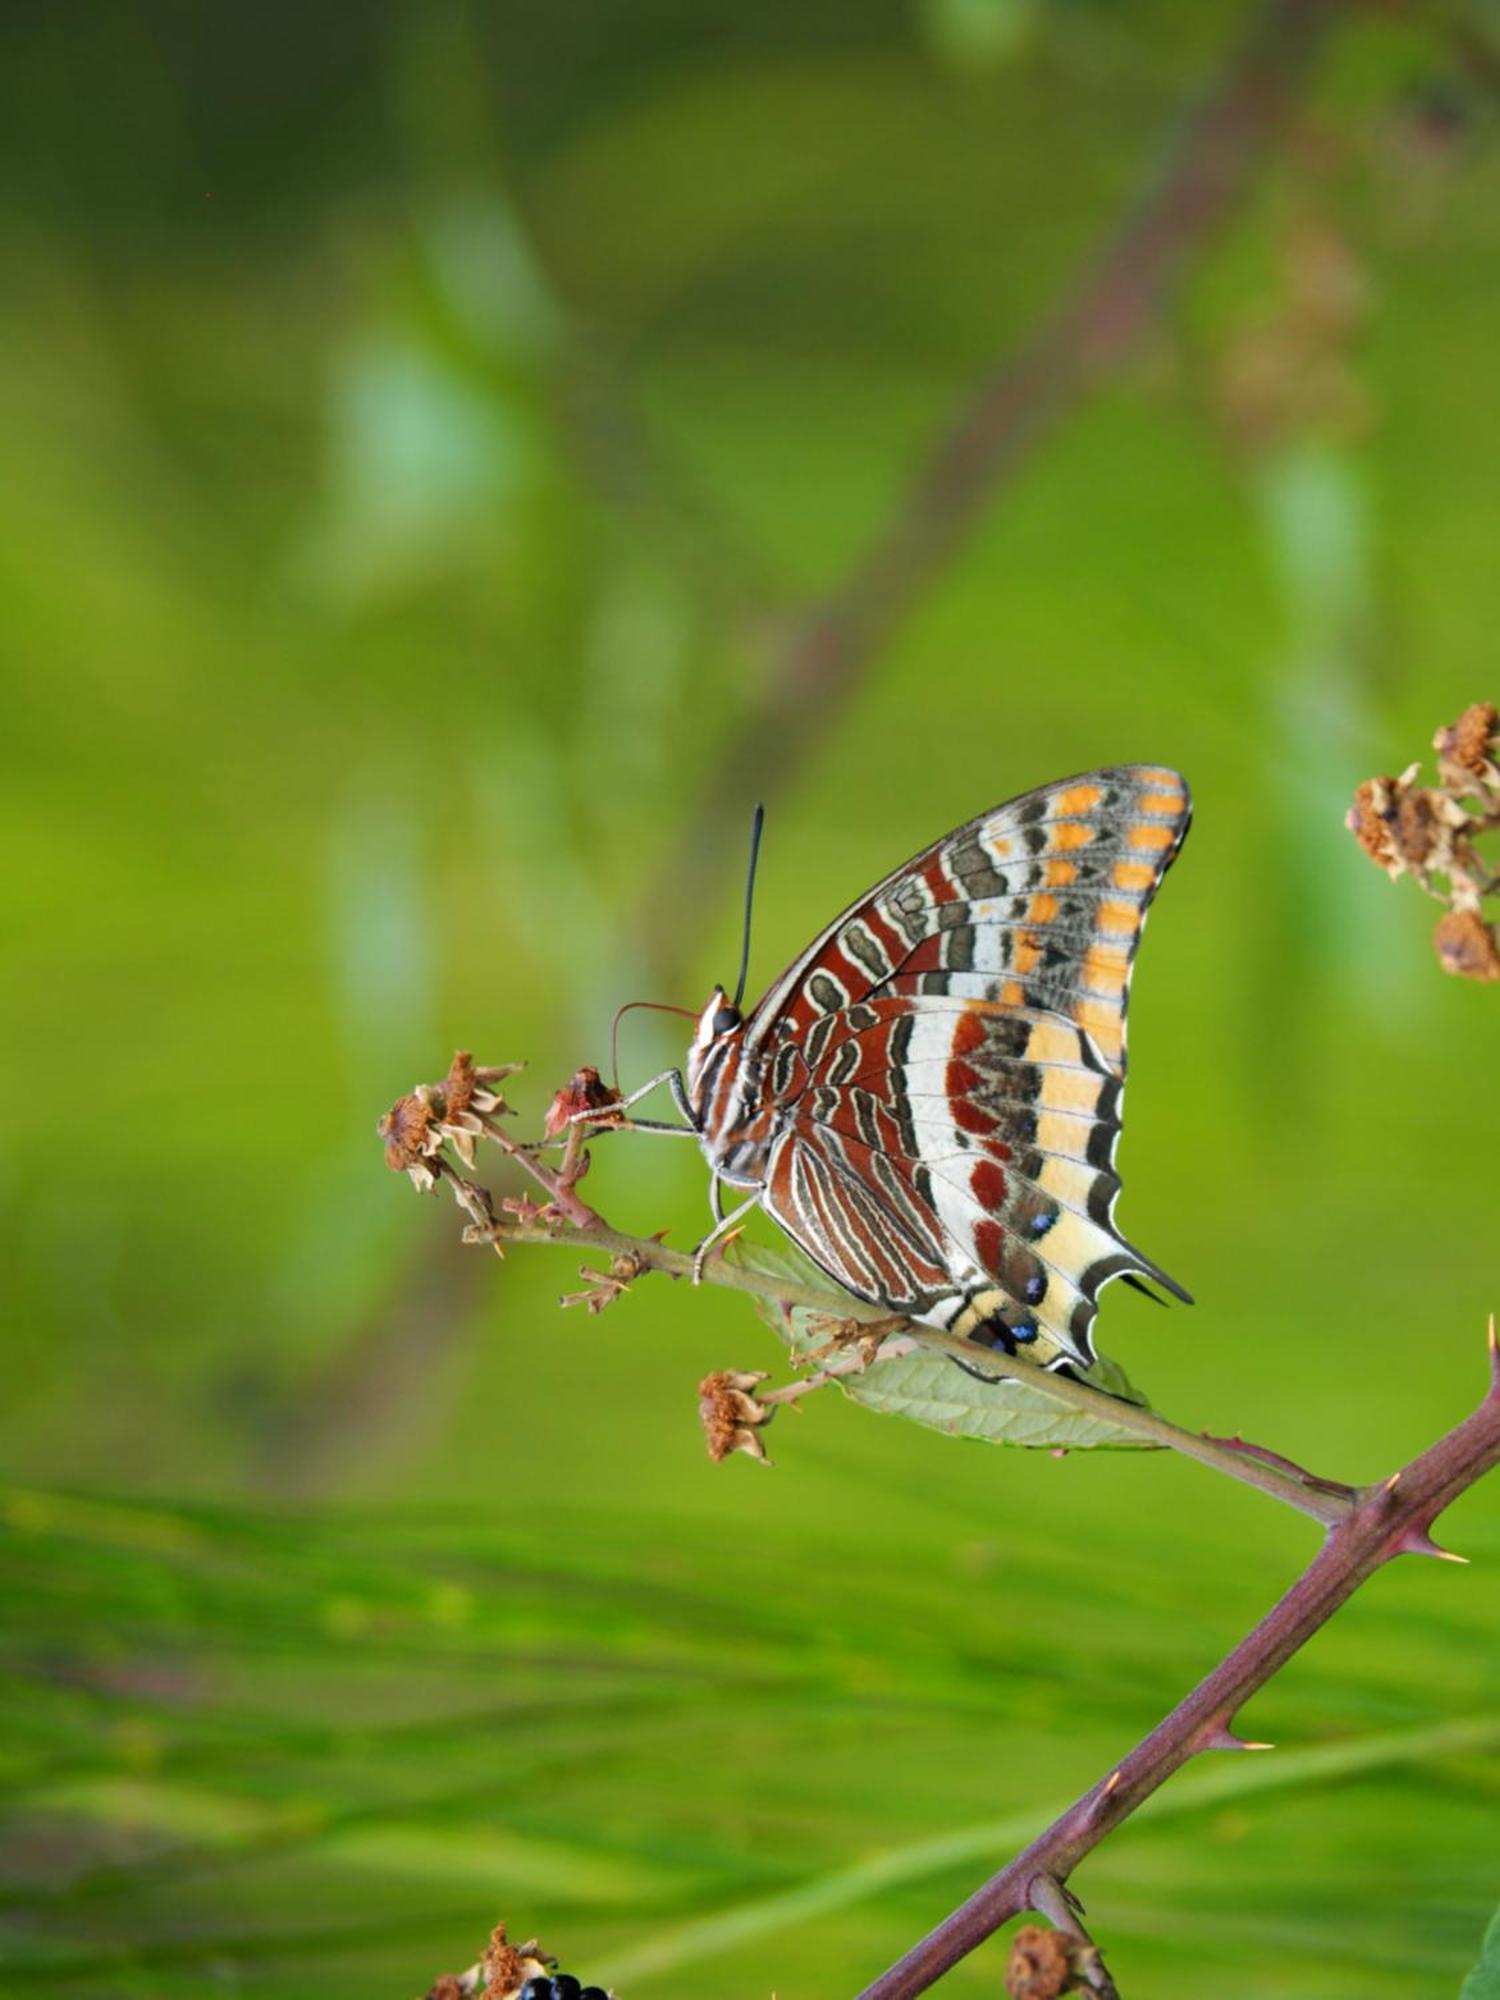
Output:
[
  {"xmin": 698, "ymin": 1369, "xmax": 774, "ymax": 1464},
  {"xmin": 1433, "ymin": 909, "xmax": 1500, "ymax": 983},
  {"xmin": 480, "ymin": 1921, "xmax": 553, "ymax": 1996},
  {"xmin": 1345, "ymin": 767, "xmax": 1466, "ymax": 883},
  {"xmin": 1005, "ymin": 1923, "xmax": 1092, "ymax": 1999},
  {"xmin": 544, "ymin": 1065, "xmax": 625, "ymax": 1139},
  {"xmin": 378, "ymin": 1052, "xmax": 521, "ymax": 1187},
  {"xmin": 1348, "ymin": 705, "xmax": 1500, "ymax": 982},
  {"xmin": 1435, "ymin": 700, "xmax": 1500, "ymax": 789}
]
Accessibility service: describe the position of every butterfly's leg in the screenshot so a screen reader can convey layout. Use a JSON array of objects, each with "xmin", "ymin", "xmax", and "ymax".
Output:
[
  {"xmin": 566, "ymin": 1068, "xmax": 699, "ymax": 1136},
  {"xmin": 691, "ymin": 1191, "xmax": 762, "ymax": 1284},
  {"xmin": 602, "ymin": 1119, "xmax": 699, "ymax": 1137}
]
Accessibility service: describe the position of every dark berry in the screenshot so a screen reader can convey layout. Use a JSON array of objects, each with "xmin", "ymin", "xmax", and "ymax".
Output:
[
  {"xmin": 519, "ymin": 1981, "xmax": 555, "ymax": 2000},
  {"xmin": 578, "ymin": 1989, "xmax": 609, "ymax": 2000},
  {"xmin": 551, "ymin": 1980, "xmax": 580, "ymax": 2000}
]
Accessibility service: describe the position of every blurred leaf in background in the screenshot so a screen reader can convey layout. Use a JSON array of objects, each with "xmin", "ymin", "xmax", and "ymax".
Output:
[
  {"xmin": 3, "ymin": 0, "xmax": 1500, "ymax": 1994},
  {"xmin": 1463, "ymin": 1905, "xmax": 1500, "ymax": 2000}
]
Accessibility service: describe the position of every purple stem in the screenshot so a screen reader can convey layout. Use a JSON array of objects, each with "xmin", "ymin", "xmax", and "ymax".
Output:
[{"xmin": 858, "ymin": 1341, "xmax": 1500, "ymax": 2000}]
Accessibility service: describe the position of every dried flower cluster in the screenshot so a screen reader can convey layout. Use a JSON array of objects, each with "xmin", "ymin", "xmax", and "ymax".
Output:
[
  {"xmin": 1005, "ymin": 1923, "xmax": 1110, "ymax": 1998},
  {"xmin": 379, "ymin": 1051, "xmax": 523, "ymax": 1190},
  {"xmin": 421, "ymin": 1919, "xmax": 615, "ymax": 2000},
  {"xmin": 698, "ymin": 1369, "xmax": 774, "ymax": 1464},
  {"xmin": 1348, "ymin": 703, "xmax": 1500, "ymax": 981}
]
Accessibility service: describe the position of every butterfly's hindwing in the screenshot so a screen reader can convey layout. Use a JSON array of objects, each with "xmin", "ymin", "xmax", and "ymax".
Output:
[{"xmin": 761, "ymin": 996, "xmax": 1184, "ymax": 1367}]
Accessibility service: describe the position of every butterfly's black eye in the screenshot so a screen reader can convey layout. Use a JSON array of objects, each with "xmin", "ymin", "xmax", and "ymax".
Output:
[{"xmin": 712, "ymin": 1003, "xmax": 742, "ymax": 1038}]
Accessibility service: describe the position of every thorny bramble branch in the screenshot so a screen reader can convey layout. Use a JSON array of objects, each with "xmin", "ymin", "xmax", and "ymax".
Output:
[{"xmin": 858, "ymin": 1326, "xmax": 1500, "ymax": 1999}]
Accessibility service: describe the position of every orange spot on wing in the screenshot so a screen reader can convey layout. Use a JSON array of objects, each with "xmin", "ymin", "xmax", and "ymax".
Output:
[
  {"xmin": 1096, "ymin": 898, "xmax": 1140, "ymax": 937},
  {"xmin": 1127, "ymin": 823, "xmax": 1175, "ymax": 851},
  {"xmin": 1045, "ymin": 859, "xmax": 1078, "ymax": 888},
  {"xmin": 999, "ymin": 978, "xmax": 1026, "ymax": 1007},
  {"xmin": 1083, "ymin": 944, "xmax": 1129, "ymax": 996},
  {"xmin": 1140, "ymin": 791, "xmax": 1185, "ymax": 818},
  {"xmin": 1052, "ymin": 822, "xmax": 1095, "ymax": 852},
  {"xmin": 1111, "ymin": 860, "xmax": 1155, "ymax": 892},
  {"xmin": 1137, "ymin": 765, "xmax": 1183, "ymax": 789},
  {"xmin": 1026, "ymin": 1019, "xmax": 1080, "ymax": 1065},
  {"xmin": 1028, "ymin": 893, "xmax": 1059, "ymax": 925},
  {"xmin": 1043, "ymin": 1066, "xmax": 1103, "ymax": 1114},
  {"xmin": 1012, "ymin": 930, "xmax": 1041, "ymax": 974},
  {"xmin": 1075, "ymin": 995, "xmax": 1123, "ymax": 1057},
  {"xmin": 1056, "ymin": 783, "xmax": 1103, "ymax": 816}
]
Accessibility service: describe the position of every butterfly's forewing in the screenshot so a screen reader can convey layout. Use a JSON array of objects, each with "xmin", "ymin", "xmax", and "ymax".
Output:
[
  {"xmin": 748, "ymin": 767, "xmax": 1189, "ymax": 1078},
  {"xmin": 746, "ymin": 767, "xmax": 1191, "ymax": 1368}
]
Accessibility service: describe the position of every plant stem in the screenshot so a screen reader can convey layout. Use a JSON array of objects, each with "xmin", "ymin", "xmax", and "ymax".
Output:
[
  {"xmin": 464, "ymin": 1195, "xmax": 1354, "ymax": 1525},
  {"xmin": 856, "ymin": 1332, "xmax": 1500, "ymax": 2000}
]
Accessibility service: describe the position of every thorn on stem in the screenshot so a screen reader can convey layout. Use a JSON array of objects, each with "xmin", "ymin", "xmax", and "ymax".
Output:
[
  {"xmin": 1198, "ymin": 1721, "xmax": 1275, "ymax": 1753},
  {"xmin": 1398, "ymin": 1526, "xmax": 1470, "ymax": 1564}
]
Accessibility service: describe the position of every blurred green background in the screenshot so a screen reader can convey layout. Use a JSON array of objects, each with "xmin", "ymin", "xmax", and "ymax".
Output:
[{"xmin": 5, "ymin": 0, "xmax": 1500, "ymax": 1994}]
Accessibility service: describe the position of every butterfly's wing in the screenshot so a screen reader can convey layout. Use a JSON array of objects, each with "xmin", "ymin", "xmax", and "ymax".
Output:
[
  {"xmin": 762, "ymin": 997, "xmax": 1183, "ymax": 1367},
  {"xmin": 749, "ymin": 768, "xmax": 1191, "ymax": 1367},
  {"xmin": 746, "ymin": 765, "xmax": 1190, "ymax": 1081}
]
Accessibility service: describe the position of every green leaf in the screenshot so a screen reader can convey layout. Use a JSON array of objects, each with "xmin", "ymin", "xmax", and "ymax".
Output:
[
  {"xmin": 1461, "ymin": 1903, "xmax": 1500, "ymax": 1998},
  {"xmin": 726, "ymin": 1240, "xmax": 1156, "ymax": 1451}
]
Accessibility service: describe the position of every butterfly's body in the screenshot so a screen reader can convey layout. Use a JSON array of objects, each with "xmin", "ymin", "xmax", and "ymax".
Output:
[{"xmin": 659, "ymin": 766, "xmax": 1192, "ymax": 1371}]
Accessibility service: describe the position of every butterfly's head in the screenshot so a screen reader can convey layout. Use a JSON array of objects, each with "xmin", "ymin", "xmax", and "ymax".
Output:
[{"xmin": 685, "ymin": 985, "xmax": 744, "ymax": 1102}]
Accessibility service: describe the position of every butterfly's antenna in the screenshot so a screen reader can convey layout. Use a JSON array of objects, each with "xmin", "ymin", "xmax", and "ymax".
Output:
[
  {"xmin": 610, "ymin": 999, "xmax": 697, "ymax": 1094},
  {"xmin": 732, "ymin": 803, "xmax": 766, "ymax": 1011}
]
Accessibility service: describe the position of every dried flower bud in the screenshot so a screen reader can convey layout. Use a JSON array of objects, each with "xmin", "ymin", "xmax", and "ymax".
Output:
[
  {"xmin": 1392, "ymin": 783, "xmax": 1442, "ymax": 867},
  {"xmin": 1435, "ymin": 702, "xmax": 1500, "ymax": 788},
  {"xmin": 1347, "ymin": 767, "xmax": 1466, "ymax": 882},
  {"xmin": 433, "ymin": 1051, "xmax": 520, "ymax": 1167},
  {"xmin": 1006, "ymin": 1923, "xmax": 1083, "ymax": 1999},
  {"xmin": 378, "ymin": 1092, "xmax": 440, "ymax": 1191},
  {"xmin": 698, "ymin": 1370, "xmax": 773, "ymax": 1464},
  {"xmin": 1347, "ymin": 776, "xmax": 1402, "ymax": 878},
  {"xmin": 544, "ymin": 1066, "xmax": 625, "ymax": 1139},
  {"xmin": 481, "ymin": 1922, "xmax": 552, "ymax": 1997},
  {"xmin": 424, "ymin": 1979, "xmax": 466, "ymax": 2000},
  {"xmin": 1434, "ymin": 909, "xmax": 1500, "ymax": 983}
]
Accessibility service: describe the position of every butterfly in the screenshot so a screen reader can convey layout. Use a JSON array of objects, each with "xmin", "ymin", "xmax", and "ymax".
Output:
[{"xmin": 620, "ymin": 767, "xmax": 1191, "ymax": 1371}]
